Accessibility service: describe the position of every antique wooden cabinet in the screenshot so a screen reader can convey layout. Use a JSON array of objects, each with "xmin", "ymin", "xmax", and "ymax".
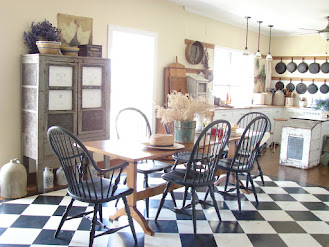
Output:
[{"xmin": 21, "ymin": 54, "xmax": 111, "ymax": 192}]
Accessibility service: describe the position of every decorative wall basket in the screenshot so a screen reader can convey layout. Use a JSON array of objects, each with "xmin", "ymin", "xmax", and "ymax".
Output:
[
  {"xmin": 174, "ymin": 120, "xmax": 196, "ymax": 143},
  {"xmin": 185, "ymin": 40, "xmax": 204, "ymax": 65}
]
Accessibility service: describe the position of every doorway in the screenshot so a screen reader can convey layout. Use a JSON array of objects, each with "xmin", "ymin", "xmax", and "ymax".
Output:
[{"xmin": 107, "ymin": 25, "xmax": 158, "ymax": 138}]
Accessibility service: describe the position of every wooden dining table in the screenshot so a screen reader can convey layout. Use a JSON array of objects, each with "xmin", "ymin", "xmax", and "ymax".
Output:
[{"xmin": 83, "ymin": 134, "xmax": 242, "ymax": 236}]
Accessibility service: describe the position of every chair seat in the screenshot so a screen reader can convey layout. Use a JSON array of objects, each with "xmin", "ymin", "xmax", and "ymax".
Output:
[
  {"xmin": 173, "ymin": 152, "xmax": 206, "ymax": 162},
  {"xmin": 162, "ymin": 169, "xmax": 214, "ymax": 187},
  {"xmin": 136, "ymin": 160, "xmax": 172, "ymax": 174},
  {"xmin": 69, "ymin": 177, "xmax": 134, "ymax": 204},
  {"xmin": 217, "ymin": 158, "xmax": 252, "ymax": 173}
]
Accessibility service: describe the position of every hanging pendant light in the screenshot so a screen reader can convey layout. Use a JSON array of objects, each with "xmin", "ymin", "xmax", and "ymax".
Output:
[
  {"xmin": 266, "ymin": 25, "xmax": 273, "ymax": 61},
  {"xmin": 255, "ymin": 21, "xmax": 263, "ymax": 58},
  {"xmin": 243, "ymin": 16, "xmax": 251, "ymax": 55}
]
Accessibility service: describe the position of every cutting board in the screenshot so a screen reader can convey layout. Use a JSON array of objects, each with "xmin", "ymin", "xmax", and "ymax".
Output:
[
  {"xmin": 168, "ymin": 59, "xmax": 186, "ymax": 77},
  {"xmin": 164, "ymin": 57, "xmax": 187, "ymax": 103},
  {"xmin": 169, "ymin": 76, "xmax": 188, "ymax": 94}
]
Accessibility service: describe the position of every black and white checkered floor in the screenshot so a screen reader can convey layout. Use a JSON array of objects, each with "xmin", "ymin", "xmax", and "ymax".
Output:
[{"xmin": 0, "ymin": 172, "xmax": 328, "ymax": 247}]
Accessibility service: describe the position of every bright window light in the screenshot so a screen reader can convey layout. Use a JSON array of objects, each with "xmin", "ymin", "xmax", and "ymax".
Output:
[{"xmin": 213, "ymin": 46, "xmax": 254, "ymax": 106}]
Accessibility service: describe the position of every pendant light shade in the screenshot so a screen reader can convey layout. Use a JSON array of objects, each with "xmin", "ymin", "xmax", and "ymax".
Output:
[
  {"xmin": 243, "ymin": 16, "xmax": 251, "ymax": 56},
  {"xmin": 255, "ymin": 21, "xmax": 263, "ymax": 58},
  {"xmin": 266, "ymin": 25, "xmax": 273, "ymax": 61}
]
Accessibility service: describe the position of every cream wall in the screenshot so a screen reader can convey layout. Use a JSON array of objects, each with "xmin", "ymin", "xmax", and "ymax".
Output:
[
  {"xmin": 0, "ymin": 0, "xmax": 326, "ymax": 167},
  {"xmin": 272, "ymin": 35, "xmax": 328, "ymax": 56}
]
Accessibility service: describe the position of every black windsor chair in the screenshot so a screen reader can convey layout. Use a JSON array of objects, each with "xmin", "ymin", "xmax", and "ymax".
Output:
[
  {"xmin": 209, "ymin": 116, "xmax": 268, "ymax": 212},
  {"xmin": 156, "ymin": 119, "xmax": 231, "ymax": 235},
  {"xmin": 47, "ymin": 126, "xmax": 137, "ymax": 247},
  {"xmin": 115, "ymin": 107, "xmax": 176, "ymax": 218},
  {"xmin": 236, "ymin": 112, "xmax": 271, "ymax": 185},
  {"xmin": 163, "ymin": 121, "xmax": 208, "ymax": 208}
]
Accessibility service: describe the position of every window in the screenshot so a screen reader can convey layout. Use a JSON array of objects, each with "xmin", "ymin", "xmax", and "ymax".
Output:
[
  {"xmin": 107, "ymin": 25, "xmax": 158, "ymax": 138},
  {"xmin": 213, "ymin": 46, "xmax": 254, "ymax": 106}
]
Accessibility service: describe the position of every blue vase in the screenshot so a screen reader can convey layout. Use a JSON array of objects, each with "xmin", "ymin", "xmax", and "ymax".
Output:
[{"xmin": 174, "ymin": 121, "xmax": 196, "ymax": 143}]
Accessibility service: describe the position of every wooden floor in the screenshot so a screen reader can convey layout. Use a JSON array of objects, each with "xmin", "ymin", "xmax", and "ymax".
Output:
[
  {"xmin": 1, "ymin": 145, "xmax": 328, "ymax": 201},
  {"xmin": 257, "ymin": 145, "xmax": 329, "ymax": 188}
]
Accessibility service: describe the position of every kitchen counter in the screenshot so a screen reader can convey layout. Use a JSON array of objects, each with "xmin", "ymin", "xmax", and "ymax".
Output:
[
  {"xmin": 214, "ymin": 105, "xmax": 304, "ymax": 110},
  {"xmin": 290, "ymin": 116, "xmax": 329, "ymax": 122}
]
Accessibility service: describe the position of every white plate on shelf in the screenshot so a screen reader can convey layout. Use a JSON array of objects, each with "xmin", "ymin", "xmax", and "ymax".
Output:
[{"xmin": 143, "ymin": 142, "xmax": 185, "ymax": 150}]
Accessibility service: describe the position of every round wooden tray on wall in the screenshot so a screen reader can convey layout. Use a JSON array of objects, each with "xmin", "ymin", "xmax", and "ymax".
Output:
[{"xmin": 185, "ymin": 40, "xmax": 204, "ymax": 65}]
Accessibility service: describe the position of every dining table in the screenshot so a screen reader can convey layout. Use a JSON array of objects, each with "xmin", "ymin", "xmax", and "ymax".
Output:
[{"xmin": 83, "ymin": 133, "xmax": 244, "ymax": 236}]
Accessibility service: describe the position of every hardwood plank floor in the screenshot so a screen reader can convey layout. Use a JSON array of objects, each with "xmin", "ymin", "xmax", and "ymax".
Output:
[
  {"xmin": 257, "ymin": 145, "xmax": 329, "ymax": 187},
  {"xmin": 1, "ymin": 145, "xmax": 327, "ymax": 202}
]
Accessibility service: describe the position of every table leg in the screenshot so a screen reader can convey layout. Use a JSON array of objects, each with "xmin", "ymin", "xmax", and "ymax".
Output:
[{"xmin": 110, "ymin": 161, "xmax": 154, "ymax": 236}]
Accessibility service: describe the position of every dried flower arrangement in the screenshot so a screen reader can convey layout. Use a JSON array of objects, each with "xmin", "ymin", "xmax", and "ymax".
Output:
[
  {"xmin": 24, "ymin": 19, "xmax": 61, "ymax": 54},
  {"xmin": 156, "ymin": 91, "xmax": 214, "ymax": 124}
]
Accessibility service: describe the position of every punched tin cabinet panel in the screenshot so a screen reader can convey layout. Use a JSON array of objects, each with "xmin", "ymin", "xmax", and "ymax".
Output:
[
  {"xmin": 21, "ymin": 54, "xmax": 111, "ymax": 192},
  {"xmin": 280, "ymin": 119, "xmax": 323, "ymax": 169}
]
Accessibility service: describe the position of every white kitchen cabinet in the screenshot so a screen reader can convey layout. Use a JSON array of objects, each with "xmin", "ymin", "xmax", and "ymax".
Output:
[
  {"xmin": 280, "ymin": 119, "xmax": 329, "ymax": 169},
  {"xmin": 213, "ymin": 110, "xmax": 233, "ymax": 121},
  {"xmin": 213, "ymin": 109, "xmax": 250, "ymax": 124},
  {"xmin": 231, "ymin": 109, "xmax": 251, "ymax": 124}
]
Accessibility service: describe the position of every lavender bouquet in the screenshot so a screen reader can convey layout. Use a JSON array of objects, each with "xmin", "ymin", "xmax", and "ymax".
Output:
[{"xmin": 24, "ymin": 19, "xmax": 61, "ymax": 54}]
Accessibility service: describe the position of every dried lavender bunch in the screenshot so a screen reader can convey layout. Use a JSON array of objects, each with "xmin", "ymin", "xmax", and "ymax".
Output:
[{"xmin": 24, "ymin": 19, "xmax": 61, "ymax": 54}]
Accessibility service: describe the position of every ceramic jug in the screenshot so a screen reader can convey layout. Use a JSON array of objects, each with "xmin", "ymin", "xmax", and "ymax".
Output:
[
  {"xmin": 272, "ymin": 90, "xmax": 285, "ymax": 106},
  {"xmin": 0, "ymin": 159, "xmax": 27, "ymax": 198},
  {"xmin": 56, "ymin": 166, "xmax": 67, "ymax": 186},
  {"xmin": 43, "ymin": 167, "xmax": 54, "ymax": 189}
]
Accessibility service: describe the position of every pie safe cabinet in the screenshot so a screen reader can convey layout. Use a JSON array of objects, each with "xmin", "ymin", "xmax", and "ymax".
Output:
[{"xmin": 21, "ymin": 54, "xmax": 111, "ymax": 192}]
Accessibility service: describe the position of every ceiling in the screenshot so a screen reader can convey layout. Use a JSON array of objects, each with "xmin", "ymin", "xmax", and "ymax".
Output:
[{"xmin": 167, "ymin": 0, "xmax": 329, "ymax": 37}]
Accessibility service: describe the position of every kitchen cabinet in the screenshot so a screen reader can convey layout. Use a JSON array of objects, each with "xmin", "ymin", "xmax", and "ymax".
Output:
[
  {"xmin": 213, "ymin": 109, "xmax": 233, "ymax": 122},
  {"xmin": 214, "ymin": 107, "xmax": 285, "ymax": 146},
  {"xmin": 21, "ymin": 54, "xmax": 111, "ymax": 192},
  {"xmin": 280, "ymin": 119, "xmax": 329, "ymax": 169}
]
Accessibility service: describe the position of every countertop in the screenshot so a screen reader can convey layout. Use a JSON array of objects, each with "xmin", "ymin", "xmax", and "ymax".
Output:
[
  {"xmin": 290, "ymin": 116, "xmax": 329, "ymax": 122},
  {"xmin": 214, "ymin": 105, "xmax": 305, "ymax": 110}
]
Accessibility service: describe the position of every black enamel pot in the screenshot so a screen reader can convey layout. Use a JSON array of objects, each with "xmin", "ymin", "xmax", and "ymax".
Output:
[
  {"xmin": 287, "ymin": 58, "xmax": 297, "ymax": 73},
  {"xmin": 309, "ymin": 58, "xmax": 320, "ymax": 74},
  {"xmin": 296, "ymin": 79, "xmax": 307, "ymax": 94},
  {"xmin": 275, "ymin": 58, "xmax": 286, "ymax": 74},
  {"xmin": 320, "ymin": 80, "xmax": 329, "ymax": 94},
  {"xmin": 275, "ymin": 78, "xmax": 284, "ymax": 90},
  {"xmin": 286, "ymin": 78, "xmax": 295, "ymax": 91},
  {"xmin": 321, "ymin": 58, "xmax": 329, "ymax": 73},
  {"xmin": 297, "ymin": 58, "xmax": 308, "ymax": 73},
  {"xmin": 307, "ymin": 79, "xmax": 318, "ymax": 94}
]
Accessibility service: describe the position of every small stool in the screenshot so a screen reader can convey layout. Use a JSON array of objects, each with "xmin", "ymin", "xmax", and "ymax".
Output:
[{"xmin": 272, "ymin": 118, "xmax": 289, "ymax": 153}]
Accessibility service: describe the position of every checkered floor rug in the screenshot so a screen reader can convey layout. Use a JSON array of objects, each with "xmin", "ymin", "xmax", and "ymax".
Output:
[{"xmin": 0, "ymin": 172, "xmax": 328, "ymax": 247}]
